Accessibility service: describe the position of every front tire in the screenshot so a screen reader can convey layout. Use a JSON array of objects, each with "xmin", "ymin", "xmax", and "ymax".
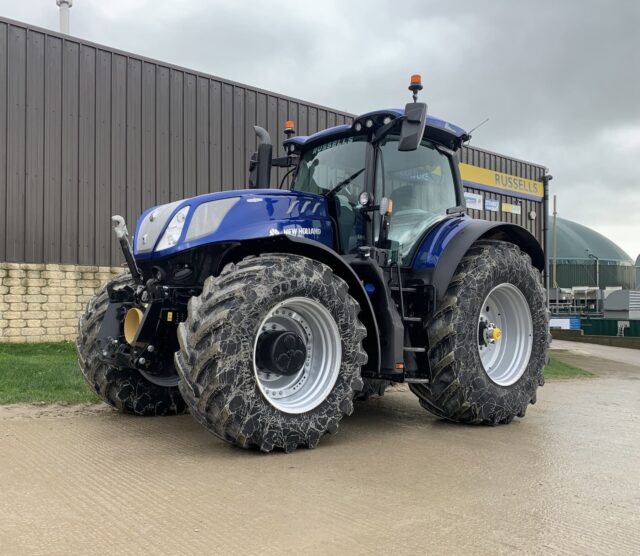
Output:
[
  {"xmin": 410, "ymin": 240, "xmax": 549, "ymax": 425},
  {"xmin": 175, "ymin": 254, "xmax": 367, "ymax": 452},
  {"xmin": 76, "ymin": 273, "xmax": 187, "ymax": 416}
]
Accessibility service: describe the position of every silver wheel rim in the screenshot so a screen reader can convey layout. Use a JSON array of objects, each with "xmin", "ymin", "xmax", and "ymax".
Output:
[
  {"xmin": 253, "ymin": 297, "xmax": 341, "ymax": 414},
  {"xmin": 477, "ymin": 283, "xmax": 533, "ymax": 386}
]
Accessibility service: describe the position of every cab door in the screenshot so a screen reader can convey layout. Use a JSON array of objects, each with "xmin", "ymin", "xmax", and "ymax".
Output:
[{"xmin": 375, "ymin": 137, "xmax": 458, "ymax": 264}]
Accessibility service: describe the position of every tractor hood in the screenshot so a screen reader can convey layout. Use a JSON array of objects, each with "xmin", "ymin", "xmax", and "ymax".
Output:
[{"xmin": 133, "ymin": 189, "xmax": 333, "ymax": 260}]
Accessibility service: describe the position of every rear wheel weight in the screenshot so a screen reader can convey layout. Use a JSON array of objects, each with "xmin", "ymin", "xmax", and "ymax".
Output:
[
  {"xmin": 410, "ymin": 240, "xmax": 548, "ymax": 425},
  {"xmin": 175, "ymin": 254, "xmax": 367, "ymax": 452}
]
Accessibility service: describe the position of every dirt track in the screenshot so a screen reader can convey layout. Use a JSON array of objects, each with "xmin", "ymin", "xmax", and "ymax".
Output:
[{"xmin": 1, "ymin": 346, "xmax": 639, "ymax": 555}]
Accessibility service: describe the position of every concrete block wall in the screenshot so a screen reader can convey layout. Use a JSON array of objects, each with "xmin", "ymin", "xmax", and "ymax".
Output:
[{"xmin": 0, "ymin": 263, "xmax": 124, "ymax": 343}]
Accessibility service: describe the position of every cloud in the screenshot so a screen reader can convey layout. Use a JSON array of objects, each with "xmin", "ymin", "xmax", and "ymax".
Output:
[{"xmin": 2, "ymin": 0, "xmax": 639, "ymax": 257}]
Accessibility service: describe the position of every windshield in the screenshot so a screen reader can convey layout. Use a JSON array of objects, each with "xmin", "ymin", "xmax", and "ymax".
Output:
[
  {"xmin": 291, "ymin": 136, "xmax": 368, "ymax": 195},
  {"xmin": 376, "ymin": 136, "xmax": 457, "ymax": 263}
]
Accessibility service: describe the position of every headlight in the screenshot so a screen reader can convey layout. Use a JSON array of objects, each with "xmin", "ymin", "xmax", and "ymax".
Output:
[
  {"xmin": 185, "ymin": 197, "xmax": 240, "ymax": 241},
  {"xmin": 156, "ymin": 206, "xmax": 190, "ymax": 251}
]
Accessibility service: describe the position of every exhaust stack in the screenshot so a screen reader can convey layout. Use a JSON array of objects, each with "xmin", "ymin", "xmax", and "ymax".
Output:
[{"xmin": 248, "ymin": 126, "xmax": 273, "ymax": 188}]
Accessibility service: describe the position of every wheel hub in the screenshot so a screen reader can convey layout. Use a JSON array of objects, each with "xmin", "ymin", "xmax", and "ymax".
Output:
[
  {"xmin": 480, "ymin": 321, "xmax": 502, "ymax": 346},
  {"xmin": 477, "ymin": 283, "xmax": 533, "ymax": 387},
  {"xmin": 253, "ymin": 297, "xmax": 341, "ymax": 414},
  {"xmin": 255, "ymin": 330, "xmax": 307, "ymax": 376}
]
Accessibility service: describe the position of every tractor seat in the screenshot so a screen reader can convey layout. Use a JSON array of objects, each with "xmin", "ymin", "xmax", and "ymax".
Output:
[{"xmin": 390, "ymin": 185, "xmax": 417, "ymax": 213}]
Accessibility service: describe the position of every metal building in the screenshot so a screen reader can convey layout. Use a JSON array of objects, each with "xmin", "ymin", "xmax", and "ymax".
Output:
[
  {"xmin": 0, "ymin": 15, "xmax": 548, "ymax": 269},
  {"xmin": 459, "ymin": 146, "xmax": 546, "ymax": 255},
  {"xmin": 0, "ymin": 16, "xmax": 353, "ymax": 268}
]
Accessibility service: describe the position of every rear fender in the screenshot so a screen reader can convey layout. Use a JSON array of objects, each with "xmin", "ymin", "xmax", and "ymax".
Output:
[{"xmin": 412, "ymin": 217, "xmax": 544, "ymax": 300}]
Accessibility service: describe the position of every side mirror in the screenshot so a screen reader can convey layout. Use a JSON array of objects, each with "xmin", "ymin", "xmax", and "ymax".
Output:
[
  {"xmin": 398, "ymin": 102, "xmax": 427, "ymax": 151},
  {"xmin": 249, "ymin": 126, "xmax": 273, "ymax": 188}
]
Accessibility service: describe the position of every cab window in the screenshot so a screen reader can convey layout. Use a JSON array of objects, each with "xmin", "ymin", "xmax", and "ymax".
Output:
[
  {"xmin": 375, "ymin": 137, "xmax": 457, "ymax": 263},
  {"xmin": 292, "ymin": 136, "xmax": 368, "ymax": 254}
]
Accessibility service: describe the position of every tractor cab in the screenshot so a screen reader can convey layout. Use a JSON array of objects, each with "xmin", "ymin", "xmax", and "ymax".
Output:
[
  {"xmin": 288, "ymin": 116, "xmax": 464, "ymax": 264},
  {"xmin": 251, "ymin": 75, "xmax": 469, "ymax": 273}
]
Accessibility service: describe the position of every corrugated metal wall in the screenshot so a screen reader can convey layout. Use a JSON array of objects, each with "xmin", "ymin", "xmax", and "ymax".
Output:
[
  {"xmin": 0, "ymin": 17, "xmax": 352, "ymax": 267},
  {"xmin": 0, "ymin": 17, "xmax": 547, "ymax": 269},
  {"xmin": 460, "ymin": 145, "xmax": 547, "ymax": 246}
]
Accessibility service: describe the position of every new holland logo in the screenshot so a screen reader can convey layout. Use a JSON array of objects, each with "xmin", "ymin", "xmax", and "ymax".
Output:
[{"xmin": 269, "ymin": 227, "xmax": 322, "ymax": 238}]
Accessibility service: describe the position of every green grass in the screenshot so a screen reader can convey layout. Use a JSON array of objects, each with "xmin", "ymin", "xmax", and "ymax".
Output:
[
  {"xmin": 0, "ymin": 342, "xmax": 98, "ymax": 404},
  {"xmin": 545, "ymin": 356, "xmax": 594, "ymax": 380},
  {"xmin": 0, "ymin": 342, "xmax": 592, "ymax": 405}
]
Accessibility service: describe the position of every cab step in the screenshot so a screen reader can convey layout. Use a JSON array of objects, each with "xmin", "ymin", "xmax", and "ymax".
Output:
[
  {"xmin": 391, "ymin": 286, "xmax": 417, "ymax": 293},
  {"xmin": 402, "ymin": 316, "xmax": 422, "ymax": 323}
]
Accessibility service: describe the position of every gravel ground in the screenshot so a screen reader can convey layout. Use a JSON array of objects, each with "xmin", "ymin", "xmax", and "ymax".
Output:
[{"xmin": 1, "ymin": 346, "xmax": 639, "ymax": 555}]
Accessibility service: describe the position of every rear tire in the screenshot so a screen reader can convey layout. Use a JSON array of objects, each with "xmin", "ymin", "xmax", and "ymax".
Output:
[
  {"xmin": 76, "ymin": 273, "xmax": 187, "ymax": 416},
  {"xmin": 410, "ymin": 240, "xmax": 549, "ymax": 425},
  {"xmin": 175, "ymin": 254, "xmax": 367, "ymax": 452}
]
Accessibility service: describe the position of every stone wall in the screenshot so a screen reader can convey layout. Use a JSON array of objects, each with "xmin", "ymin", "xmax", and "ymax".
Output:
[{"xmin": 0, "ymin": 263, "xmax": 124, "ymax": 343}]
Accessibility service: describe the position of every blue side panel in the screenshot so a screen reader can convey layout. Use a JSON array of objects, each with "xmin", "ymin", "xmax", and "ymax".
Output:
[
  {"xmin": 134, "ymin": 189, "xmax": 334, "ymax": 261},
  {"xmin": 412, "ymin": 217, "xmax": 472, "ymax": 269},
  {"xmin": 570, "ymin": 318, "xmax": 581, "ymax": 330}
]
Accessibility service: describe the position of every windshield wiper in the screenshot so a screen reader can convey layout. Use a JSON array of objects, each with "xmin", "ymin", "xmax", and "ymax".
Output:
[{"xmin": 325, "ymin": 168, "xmax": 365, "ymax": 198}]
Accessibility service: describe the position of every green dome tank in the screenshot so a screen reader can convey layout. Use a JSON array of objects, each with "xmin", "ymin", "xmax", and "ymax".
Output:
[{"xmin": 547, "ymin": 217, "xmax": 634, "ymax": 289}]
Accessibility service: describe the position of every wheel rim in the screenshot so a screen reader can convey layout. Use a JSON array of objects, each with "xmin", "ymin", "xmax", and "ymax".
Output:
[
  {"xmin": 253, "ymin": 297, "xmax": 341, "ymax": 414},
  {"xmin": 139, "ymin": 368, "xmax": 180, "ymax": 387},
  {"xmin": 477, "ymin": 283, "xmax": 533, "ymax": 386}
]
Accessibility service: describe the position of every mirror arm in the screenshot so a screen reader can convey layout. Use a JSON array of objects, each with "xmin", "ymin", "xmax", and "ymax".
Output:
[
  {"xmin": 272, "ymin": 155, "xmax": 297, "ymax": 168},
  {"xmin": 446, "ymin": 205, "xmax": 466, "ymax": 216},
  {"xmin": 372, "ymin": 116, "xmax": 405, "ymax": 145}
]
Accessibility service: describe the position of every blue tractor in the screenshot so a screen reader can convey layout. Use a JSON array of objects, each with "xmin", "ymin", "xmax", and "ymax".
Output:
[{"xmin": 77, "ymin": 76, "xmax": 548, "ymax": 452}]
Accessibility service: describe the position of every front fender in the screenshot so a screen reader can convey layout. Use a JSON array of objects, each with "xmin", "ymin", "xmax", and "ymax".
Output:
[
  {"xmin": 219, "ymin": 235, "xmax": 381, "ymax": 374},
  {"xmin": 412, "ymin": 217, "xmax": 544, "ymax": 299}
]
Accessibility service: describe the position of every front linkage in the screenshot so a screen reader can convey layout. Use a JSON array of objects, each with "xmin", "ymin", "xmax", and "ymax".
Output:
[{"xmin": 96, "ymin": 218, "xmax": 199, "ymax": 386}]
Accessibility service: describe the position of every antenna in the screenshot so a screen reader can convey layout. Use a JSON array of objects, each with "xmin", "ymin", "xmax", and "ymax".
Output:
[
  {"xmin": 56, "ymin": 0, "xmax": 73, "ymax": 34},
  {"xmin": 467, "ymin": 117, "xmax": 489, "ymax": 137}
]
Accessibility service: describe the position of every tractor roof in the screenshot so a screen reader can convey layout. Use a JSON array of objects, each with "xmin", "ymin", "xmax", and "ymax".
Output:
[{"xmin": 285, "ymin": 108, "xmax": 469, "ymax": 151}]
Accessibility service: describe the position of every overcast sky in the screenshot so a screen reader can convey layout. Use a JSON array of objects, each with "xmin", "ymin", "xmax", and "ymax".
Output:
[{"xmin": 2, "ymin": 0, "xmax": 639, "ymax": 259}]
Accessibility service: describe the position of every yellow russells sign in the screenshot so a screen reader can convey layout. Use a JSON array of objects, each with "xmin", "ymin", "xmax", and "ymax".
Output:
[{"xmin": 459, "ymin": 163, "xmax": 543, "ymax": 199}]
